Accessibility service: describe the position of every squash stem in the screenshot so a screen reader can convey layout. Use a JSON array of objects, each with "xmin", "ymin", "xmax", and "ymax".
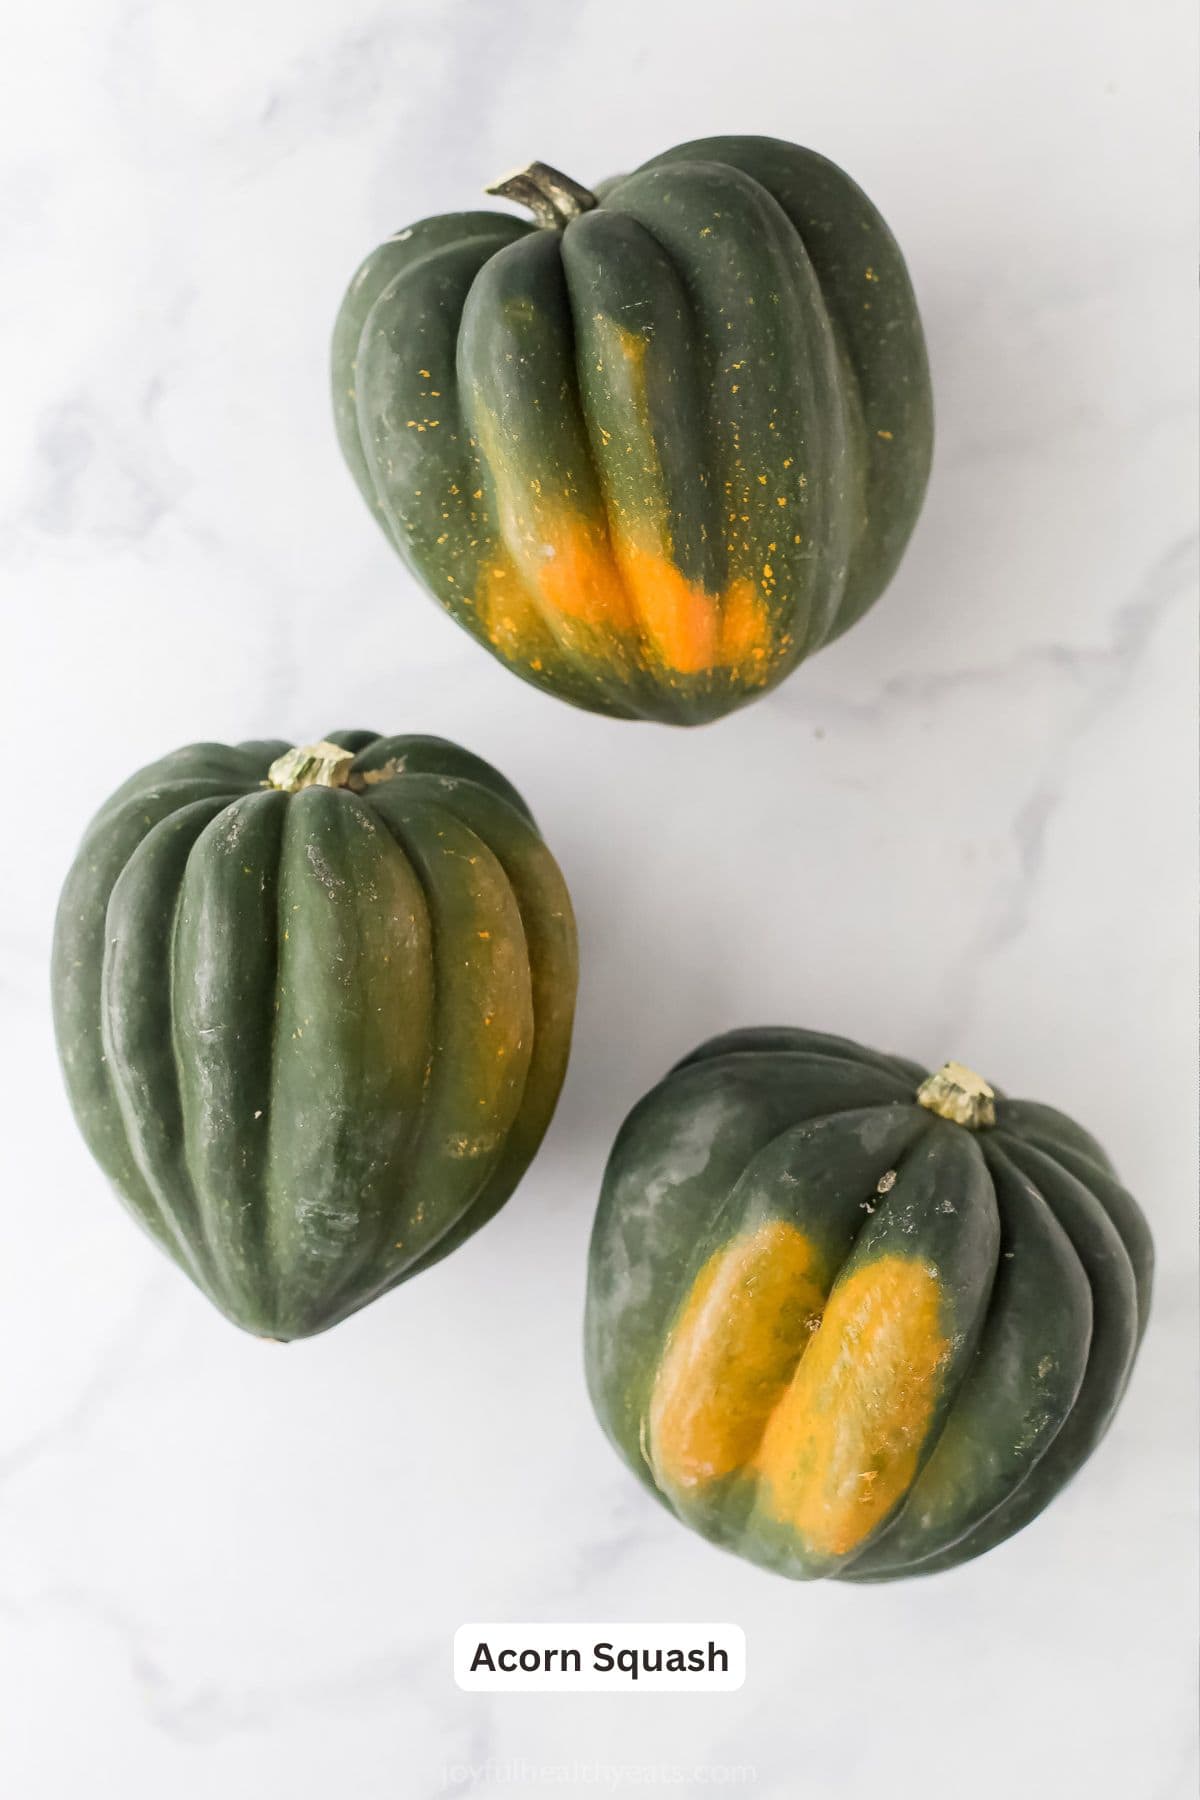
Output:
[
  {"xmin": 916, "ymin": 1062, "xmax": 996, "ymax": 1130},
  {"xmin": 486, "ymin": 161, "xmax": 598, "ymax": 229},
  {"xmin": 266, "ymin": 741, "xmax": 356, "ymax": 794}
]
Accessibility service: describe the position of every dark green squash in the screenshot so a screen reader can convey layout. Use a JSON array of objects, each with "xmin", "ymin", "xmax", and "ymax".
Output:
[
  {"xmin": 333, "ymin": 136, "xmax": 933, "ymax": 725},
  {"xmin": 585, "ymin": 1027, "xmax": 1152, "ymax": 1579},
  {"xmin": 52, "ymin": 733, "xmax": 577, "ymax": 1339}
]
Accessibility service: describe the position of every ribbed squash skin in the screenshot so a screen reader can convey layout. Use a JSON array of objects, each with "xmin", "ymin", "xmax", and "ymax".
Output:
[
  {"xmin": 333, "ymin": 135, "xmax": 933, "ymax": 724},
  {"xmin": 585, "ymin": 1027, "xmax": 1152, "ymax": 1580},
  {"xmin": 52, "ymin": 732, "xmax": 577, "ymax": 1340}
]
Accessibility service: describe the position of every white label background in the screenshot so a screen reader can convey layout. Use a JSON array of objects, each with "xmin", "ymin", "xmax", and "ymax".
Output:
[{"xmin": 454, "ymin": 1623, "xmax": 746, "ymax": 1693}]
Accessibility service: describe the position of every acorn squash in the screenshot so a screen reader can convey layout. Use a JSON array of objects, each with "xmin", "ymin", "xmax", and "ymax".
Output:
[
  {"xmin": 333, "ymin": 136, "xmax": 933, "ymax": 724},
  {"xmin": 52, "ymin": 733, "xmax": 577, "ymax": 1339},
  {"xmin": 584, "ymin": 1026, "xmax": 1152, "ymax": 1578}
]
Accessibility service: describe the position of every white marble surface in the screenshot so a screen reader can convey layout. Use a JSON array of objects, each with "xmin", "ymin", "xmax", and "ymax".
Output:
[{"xmin": 2, "ymin": 2, "xmax": 1197, "ymax": 1794}]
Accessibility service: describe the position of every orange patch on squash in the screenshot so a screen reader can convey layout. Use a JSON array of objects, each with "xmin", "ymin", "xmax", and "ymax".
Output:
[
  {"xmin": 753, "ymin": 1255, "xmax": 948, "ymax": 1557},
  {"xmin": 474, "ymin": 375, "xmax": 780, "ymax": 680},
  {"xmin": 478, "ymin": 558, "xmax": 553, "ymax": 661},
  {"xmin": 649, "ymin": 1221, "xmax": 828, "ymax": 1493},
  {"xmin": 592, "ymin": 321, "xmax": 780, "ymax": 680},
  {"xmin": 483, "ymin": 517, "xmax": 777, "ymax": 683},
  {"xmin": 531, "ymin": 516, "xmax": 640, "ymax": 636},
  {"xmin": 609, "ymin": 539, "xmax": 781, "ymax": 679},
  {"xmin": 611, "ymin": 538, "xmax": 718, "ymax": 674},
  {"xmin": 717, "ymin": 577, "xmax": 774, "ymax": 671}
]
